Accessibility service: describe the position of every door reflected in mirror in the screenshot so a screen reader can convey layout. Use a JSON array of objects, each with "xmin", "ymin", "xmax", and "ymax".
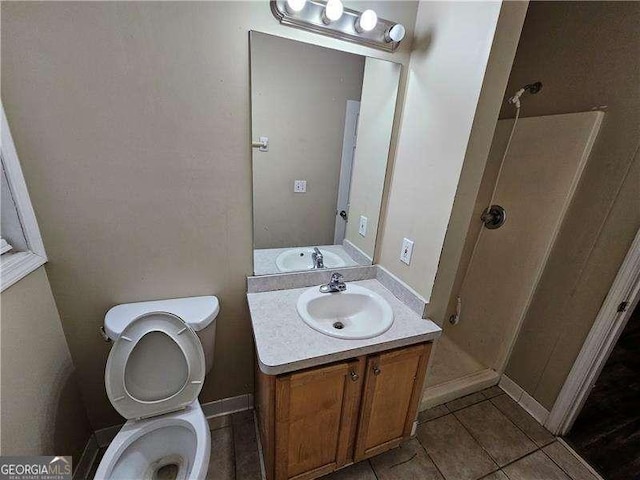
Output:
[{"xmin": 250, "ymin": 32, "xmax": 401, "ymax": 275}]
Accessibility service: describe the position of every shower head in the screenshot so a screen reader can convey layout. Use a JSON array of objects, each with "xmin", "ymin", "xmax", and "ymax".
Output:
[
  {"xmin": 508, "ymin": 81, "xmax": 543, "ymax": 108},
  {"xmin": 524, "ymin": 82, "xmax": 543, "ymax": 94}
]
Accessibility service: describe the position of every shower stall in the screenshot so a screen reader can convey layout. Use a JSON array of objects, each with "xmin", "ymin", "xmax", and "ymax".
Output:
[{"xmin": 421, "ymin": 108, "xmax": 604, "ymax": 409}]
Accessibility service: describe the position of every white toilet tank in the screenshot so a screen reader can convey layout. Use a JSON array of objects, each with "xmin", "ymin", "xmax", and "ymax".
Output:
[{"xmin": 105, "ymin": 296, "xmax": 219, "ymax": 374}]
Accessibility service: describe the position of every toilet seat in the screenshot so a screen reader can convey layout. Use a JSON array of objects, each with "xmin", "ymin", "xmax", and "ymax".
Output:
[{"xmin": 105, "ymin": 312, "xmax": 205, "ymax": 420}]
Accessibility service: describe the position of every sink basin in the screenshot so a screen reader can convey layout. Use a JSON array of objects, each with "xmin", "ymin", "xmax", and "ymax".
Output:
[
  {"xmin": 276, "ymin": 248, "xmax": 346, "ymax": 273},
  {"xmin": 296, "ymin": 284, "xmax": 394, "ymax": 339}
]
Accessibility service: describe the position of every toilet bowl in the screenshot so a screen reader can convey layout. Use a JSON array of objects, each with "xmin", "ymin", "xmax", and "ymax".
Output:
[
  {"xmin": 94, "ymin": 296, "xmax": 220, "ymax": 480},
  {"xmin": 94, "ymin": 402, "xmax": 210, "ymax": 480}
]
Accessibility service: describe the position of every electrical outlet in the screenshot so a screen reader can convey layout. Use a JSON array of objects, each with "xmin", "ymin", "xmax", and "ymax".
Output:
[
  {"xmin": 293, "ymin": 180, "xmax": 307, "ymax": 193},
  {"xmin": 400, "ymin": 238, "xmax": 414, "ymax": 265},
  {"xmin": 358, "ymin": 216, "xmax": 368, "ymax": 236}
]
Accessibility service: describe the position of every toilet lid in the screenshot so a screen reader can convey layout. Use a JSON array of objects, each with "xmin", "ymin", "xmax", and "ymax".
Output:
[{"xmin": 105, "ymin": 312, "xmax": 205, "ymax": 420}]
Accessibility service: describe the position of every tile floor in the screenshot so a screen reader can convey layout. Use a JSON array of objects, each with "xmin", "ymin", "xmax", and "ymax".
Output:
[
  {"xmin": 87, "ymin": 387, "xmax": 603, "ymax": 480},
  {"xmin": 204, "ymin": 386, "xmax": 602, "ymax": 480}
]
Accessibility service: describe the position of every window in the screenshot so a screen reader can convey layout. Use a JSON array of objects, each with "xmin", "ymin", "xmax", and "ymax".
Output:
[{"xmin": 1, "ymin": 103, "xmax": 47, "ymax": 291}]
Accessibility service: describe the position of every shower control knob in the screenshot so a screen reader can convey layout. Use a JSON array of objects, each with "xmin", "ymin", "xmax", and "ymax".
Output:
[{"xmin": 481, "ymin": 205, "xmax": 507, "ymax": 230}]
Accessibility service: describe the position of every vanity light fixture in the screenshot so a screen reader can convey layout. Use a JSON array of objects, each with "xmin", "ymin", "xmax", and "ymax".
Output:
[
  {"xmin": 355, "ymin": 9, "xmax": 377, "ymax": 33},
  {"xmin": 285, "ymin": 0, "xmax": 306, "ymax": 14},
  {"xmin": 270, "ymin": 0, "xmax": 405, "ymax": 52},
  {"xmin": 385, "ymin": 24, "xmax": 406, "ymax": 43},
  {"xmin": 322, "ymin": 0, "xmax": 343, "ymax": 24}
]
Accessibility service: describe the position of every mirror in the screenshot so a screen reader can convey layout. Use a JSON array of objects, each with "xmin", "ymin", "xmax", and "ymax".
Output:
[{"xmin": 250, "ymin": 32, "xmax": 401, "ymax": 275}]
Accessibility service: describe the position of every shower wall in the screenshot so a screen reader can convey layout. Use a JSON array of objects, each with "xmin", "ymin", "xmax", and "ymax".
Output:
[
  {"xmin": 423, "ymin": 2, "xmax": 639, "ymax": 412},
  {"xmin": 424, "ymin": 111, "xmax": 603, "ymax": 398},
  {"xmin": 446, "ymin": 111, "xmax": 603, "ymax": 371},
  {"xmin": 500, "ymin": 0, "xmax": 640, "ymax": 411}
]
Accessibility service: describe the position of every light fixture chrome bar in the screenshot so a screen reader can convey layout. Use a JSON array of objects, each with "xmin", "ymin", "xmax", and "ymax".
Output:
[{"xmin": 270, "ymin": 0, "xmax": 403, "ymax": 53}]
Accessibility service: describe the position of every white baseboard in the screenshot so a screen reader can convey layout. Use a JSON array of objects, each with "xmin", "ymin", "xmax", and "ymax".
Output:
[
  {"xmin": 72, "ymin": 434, "xmax": 99, "ymax": 480},
  {"xmin": 420, "ymin": 368, "xmax": 499, "ymax": 410},
  {"xmin": 201, "ymin": 393, "xmax": 254, "ymax": 418},
  {"xmin": 521, "ymin": 392, "xmax": 550, "ymax": 425},
  {"xmin": 499, "ymin": 374, "xmax": 549, "ymax": 425},
  {"xmin": 498, "ymin": 374, "xmax": 524, "ymax": 400},
  {"xmin": 94, "ymin": 393, "xmax": 254, "ymax": 448},
  {"xmin": 94, "ymin": 423, "xmax": 123, "ymax": 449}
]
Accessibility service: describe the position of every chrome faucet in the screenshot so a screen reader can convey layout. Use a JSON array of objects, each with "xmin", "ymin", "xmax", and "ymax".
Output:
[
  {"xmin": 312, "ymin": 247, "xmax": 324, "ymax": 269},
  {"xmin": 320, "ymin": 272, "xmax": 347, "ymax": 293}
]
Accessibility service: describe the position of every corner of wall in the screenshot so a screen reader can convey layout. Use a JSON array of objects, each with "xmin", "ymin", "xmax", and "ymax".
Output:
[
  {"xmin": 0, "ymin": 267, "xmax": 93, "ymax": 464},
  {"xmin": 377, "ymin": 0, "xmax": 526, "ymax": 305}
]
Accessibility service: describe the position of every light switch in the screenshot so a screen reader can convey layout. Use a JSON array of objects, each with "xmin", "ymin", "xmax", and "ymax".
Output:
[
  {"xmin": 400, "ymin": 238, "xmax": 414, "ymax": 265},
  {"xmin": 294, "ymin": 180, "xmax": 307, "ymax": 193},
  {"xmin": 359, "ymin": 216, "xmax": 368, "ymax": 236}
]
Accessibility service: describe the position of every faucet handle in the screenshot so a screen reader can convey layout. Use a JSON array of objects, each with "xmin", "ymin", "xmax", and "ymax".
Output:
[
  {"xmin": 319, "ymin": 272, "xmax": 346, "ymax": 293},
  {"xmin": 330, "ymin": 272, "xmax": 343, "ymax": 283}
]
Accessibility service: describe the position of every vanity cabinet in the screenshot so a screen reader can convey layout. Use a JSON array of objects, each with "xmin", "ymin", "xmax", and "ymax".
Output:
[
  {"xmin": 354, "ymin": 343, "xmax": 430, "ymax": 461},
  {"xmin": 256, "ymin": 342, "xmax": 432, "ymax": 480}
]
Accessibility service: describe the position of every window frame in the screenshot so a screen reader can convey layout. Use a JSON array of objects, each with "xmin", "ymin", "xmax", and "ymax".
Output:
[{"xmin": 1, "ymin": 102, "xmax": 47, "ymax": 291}]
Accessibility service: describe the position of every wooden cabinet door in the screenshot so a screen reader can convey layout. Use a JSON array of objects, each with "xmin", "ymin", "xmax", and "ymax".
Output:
[
  {"xmin": 275, "ymin": 358, "xmax": 364, "ymax": 480},
  {"xmin": 354, "ymin": 343, "xmax": 431, "ymax": 461}
]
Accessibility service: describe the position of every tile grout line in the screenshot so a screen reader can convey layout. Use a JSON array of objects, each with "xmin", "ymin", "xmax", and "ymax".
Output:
[
  {"xmin": 479, "ymin": 469, "xmax": 511, "ymax": 480},
  {"xmin": 538, "ymin": 445, "xmax": 586, "ymax": 480},
  {"xmin": 451, "ymin": 394, "xmax": 557, "ymax": 476},
  {"xmin": 491, "ymin": 442, "xmax": 581, "ymax": 479},
  {"xmin": 556, "ymin": 438, "xmax": 606, "ymax": 480},
  {"xmin": 488, "ymin": 394, "xmax": 557, "ymax": 449},
  {"xmin": 417, "ymin": 404, "xmax": 451, "ymax": 425},
  {"xmin": 420, "ymin": 389, "xmax": 576, "ymax": 480},
  {"xmin": 422, "ymin": 390, "xmax": 507, "ymax": 479},
  {"xmin": 444, "ymin": 391, "xmax": 487, "ymax": 414},
  {"xmin": 224, "ymin": 387, "xmax": 593, "ymax": 480},
  {"xmin": 367, "ymin": 459, "xmax": 380, "ymax": 480},
  {"xmin": 231, "ymin": 416, "xmax": 238, "ymax": 480},
  {"xmin": 451, "ymin": 399, "xmax": 508, "ymax": 472},
  {"xmin": 413, "ymin": 431, "xmax": 453, "ymax": 480},
  {"xmin": 493, "ymin": 447, "xmax": 542, "ymax": 471},
  {"xmin": 450, "ymin": 418, "xmax": 502, "ymax": 477}
]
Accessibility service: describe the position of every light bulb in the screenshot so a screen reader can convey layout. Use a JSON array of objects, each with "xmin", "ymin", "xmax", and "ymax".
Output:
[
  {"xmin": 355, "ymin": 9, "xmax": 377, "ymax": 32},
  {"xmin": 323, "ymin": 0, "xmax": 344, "ymax": 24},
  {"xmin": 285, "ymin": 0, "xmax": 306, "ymax": 14},
  {"xmin": 385, "ymin": 24, "xmax": 406, "ymax": 42}
]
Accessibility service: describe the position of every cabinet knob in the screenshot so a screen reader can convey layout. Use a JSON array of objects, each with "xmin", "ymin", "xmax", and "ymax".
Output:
[
  {"xmin": 349, "ymin": 370, "xmax": 359, "ymax": 382},
  {"xmin": 373, "ymin": 366, "xmax": 381, "ymax": 376}
]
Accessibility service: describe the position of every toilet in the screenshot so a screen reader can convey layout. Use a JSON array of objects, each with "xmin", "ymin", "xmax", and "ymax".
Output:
[{"xmin": 94, "ymin": 296, "xmax": 220, "ymax": 480}]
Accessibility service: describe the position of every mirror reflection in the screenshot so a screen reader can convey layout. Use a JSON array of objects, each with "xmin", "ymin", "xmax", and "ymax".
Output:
[{"xmin": 250, "ymin": 32, "xmax": 400, "ymax": 275}]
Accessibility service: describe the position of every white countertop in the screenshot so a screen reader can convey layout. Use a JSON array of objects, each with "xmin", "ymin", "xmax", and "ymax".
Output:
[{"xmin": 247, "ymin": 279, "xmax": 442, "ymax": 375}]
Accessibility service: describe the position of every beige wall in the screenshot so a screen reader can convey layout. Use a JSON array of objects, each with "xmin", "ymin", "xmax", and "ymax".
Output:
[
  {"xmin": 503, "ymin": 1, "xmax": 640, "ymax": 410},
  {"xmin": 345, "ymin": 58, "xmax": 400, "ymax": 259},
  {"xmin": 376, "ymin": 0, "xmax": 512, "ymax": 300},
  {"xmin": 424, "ymin": 0, "xmax": 528, "ymax": 326},
  {"xmin": 1, "ymin": 268, "xmax": 91, "ymax": 463},
  {"xmin": 1, "ymin": 1, "xmax": 418, "ymax": 430},
  {"xmin": 251, "ymin": 33, "xmax": 364, "ymax": 249}
]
